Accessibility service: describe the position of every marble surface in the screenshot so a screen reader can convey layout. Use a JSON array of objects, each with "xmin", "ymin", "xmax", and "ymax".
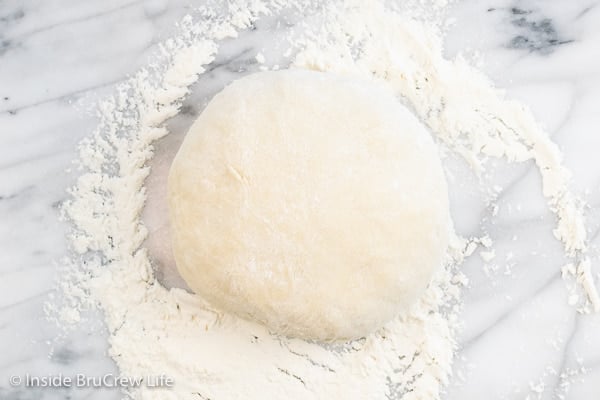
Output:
[{"xmin": 1, "ymin": 0, "xmax": 600, "ymax": 399}]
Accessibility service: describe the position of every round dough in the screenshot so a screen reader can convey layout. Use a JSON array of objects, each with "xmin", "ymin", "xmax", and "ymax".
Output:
[{"xmin": 168, "ymin": 70, "xmax": 449, "ymax": 341}]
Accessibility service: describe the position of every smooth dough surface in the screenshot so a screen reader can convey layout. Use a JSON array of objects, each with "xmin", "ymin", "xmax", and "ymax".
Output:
[{"xmin": 168, "ymin": 70, "xmax": 449, "ymax": 341}]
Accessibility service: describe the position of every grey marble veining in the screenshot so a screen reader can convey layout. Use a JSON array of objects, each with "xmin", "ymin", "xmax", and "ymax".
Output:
[
  {"xmin": 1, "ymin": 0, "xmax": 599, "ymax": 399},
  {"xmin": 445, "ymin": 1, "xmax": 600, "ymax": 399}
]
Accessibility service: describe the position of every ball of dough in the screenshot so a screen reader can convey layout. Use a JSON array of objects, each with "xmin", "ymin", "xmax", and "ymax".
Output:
[{"xmin": 168, "ymin": 70, "xmax": 449, "ymax": 341}]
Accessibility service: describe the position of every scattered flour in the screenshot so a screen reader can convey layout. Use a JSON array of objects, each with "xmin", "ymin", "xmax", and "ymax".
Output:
[
  {"xmin": 523, "ymin": 363, "xmax": 587, "ymax": 400},
  {"xmin": 51, "ymin": 0, "xmax": 599, "ymax": 399},
  {"xmin": 291, "ymin": 0, "xmax": 599, "ymax": 312}
]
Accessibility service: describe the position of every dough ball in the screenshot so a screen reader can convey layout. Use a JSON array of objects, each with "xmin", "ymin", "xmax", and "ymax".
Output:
[{"xmin": 168, "ymin": 70, "xmax": 449, "ymax": 341}]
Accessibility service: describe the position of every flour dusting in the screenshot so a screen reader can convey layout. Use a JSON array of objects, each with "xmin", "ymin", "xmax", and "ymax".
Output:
[
  {"xmin": 51, "ymin": 0, "xmax": 598, "ymax": 399},
  {"xmin": 291, "ymin": 0, "xmax": 598, "ymax": 313}
]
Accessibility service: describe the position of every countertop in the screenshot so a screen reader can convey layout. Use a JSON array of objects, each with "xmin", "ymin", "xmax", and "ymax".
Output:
[{"xmin": 1, "ymin": 0, "xmax": 599, "ymax": 399}]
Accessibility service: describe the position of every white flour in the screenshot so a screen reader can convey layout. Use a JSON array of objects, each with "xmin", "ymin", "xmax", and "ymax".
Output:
[
  {"xmin": 292, "ymin": 0, "xmax": 599, "ymax": 313},
  {"xmin": 52, "ymin": 0, "xmax": 598, "ymax": 399}
]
